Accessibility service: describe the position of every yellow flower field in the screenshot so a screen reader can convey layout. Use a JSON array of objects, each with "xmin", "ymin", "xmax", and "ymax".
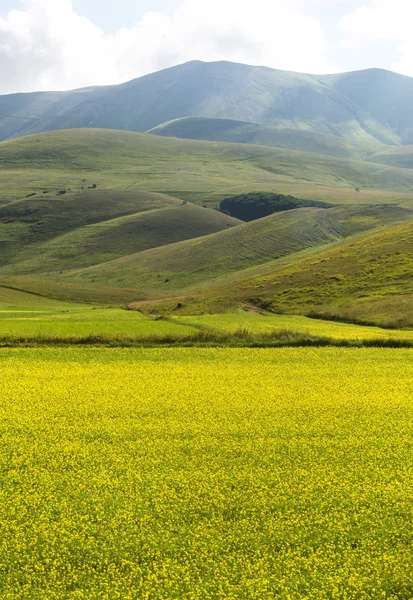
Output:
[{"xmin": 1, "ymin": 348, "xmax": 413, "ymax": 599}]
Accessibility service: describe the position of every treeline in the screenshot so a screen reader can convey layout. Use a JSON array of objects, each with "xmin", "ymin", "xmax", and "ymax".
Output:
[{"xmin": 220, "ymin": 192, "xmax": 332, "ymax": 222}]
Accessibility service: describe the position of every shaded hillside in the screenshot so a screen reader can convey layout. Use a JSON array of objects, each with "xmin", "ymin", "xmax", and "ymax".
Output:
[
  {"xmin": 149, "ymin": 117, "xmax": 385, "ymax": 159},
  {"xmin": 1, "ymin": 61, "xmax": 413, "ymax": 145},
  {"xmin": 0, "ymin": 278, "xmax": 145, "ymax": 307},
  {"xmin": 62, "ymin": 205, "xmax": 413, "ymax": 293},
  {"xmin": 0, "ymin": 284, "xmax": 81, "ymax": 310},
  {"xmin": 326, "ymin": 69, "xmax": 413, "ymax": 144},
  {"xmin": 1, "ymin": 203, "xmax": 240, "ymax": 275},
  {"xmin": 0, "ymin": 189, "xmax": 181, "ymax": 266}
]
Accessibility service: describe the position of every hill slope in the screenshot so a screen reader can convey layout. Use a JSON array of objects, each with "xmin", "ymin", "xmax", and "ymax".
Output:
[
  {"xmin": 0, "ymin": 203, "xmax": 240, "ymax": 275},
  {"xmin": 368, "ymin": 146, "xmax": 413, "ymax": 170},
  {"xmin": 1, "ymin": 61, "xmax": 413, "ymax": 145},
  {"xmin": 156, "ymin": 219, "xmax": 413, "ymax": 328},
  {"xmin": 62, "ymin": 204, "xmax": 413, "ymax": 293},
  {"xmin": 2, "ymin": 129, "xmax": 413, "ymax": 210},
  {"xmin": 1, "ymin": 128, "xmax": 413, "ymax": 319},
  {"xmin": 0, "ymin": 189, "xmax": 180, "ymax": 266},
  {"xmin": 149, "ymin": 117, "xmax": 385, "ymax": 159}
]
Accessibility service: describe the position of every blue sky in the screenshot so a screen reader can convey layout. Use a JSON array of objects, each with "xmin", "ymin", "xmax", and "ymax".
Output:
[
  {"xmin": 0, "ymin": 0, "xmax": 179, "ymax": 31},
  {"xmin": 72, "ymin": 0, "xmax": 178, "ymax": 32},
  {"xmin": 0, "ymin": 0, "xmax": 411, "ymax": 94}
]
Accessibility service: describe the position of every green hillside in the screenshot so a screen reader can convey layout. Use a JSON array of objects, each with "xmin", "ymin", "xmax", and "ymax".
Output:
[
  {"xmin": 326, "ymin": 68, "xmax": 413, "ymax": 144},
  {"xmin": 1, "ymin": 203, "xmax": 240, "ymax": 275},
  {"xmin": 368, "ymin": 146, "xmax": 413, "ymax": 169},
  {"xmin": 2, "ymin": 129, "xmax": 413, "ymax": 211},
  {"xmin": 157, "ymin": 219, "xmax": 413, "ymax": 328},
  {"xmin": 0, "ymin": 277, "xmax": 145, "ymax": 307},
  {"xmin": 2, "ymin": 61, "xmax": 413, "ymax": 146},
  {"xmin": 149, "ymin": 117, "xmax": 385, "ymax": 159},
  {"xmin": 2, "ymin": 128, "xmax": 413, "ymax": 323},
  {"xmin": 0, "ymin": 189, "xmax": 181, "ymax": 267},
  {"xmin": 62, "ymin": 204, "xmax": 413, "ymax": 293},
  {"xmin": 0, "ymin": 285, "xmax": 82, "ymax": 310}
]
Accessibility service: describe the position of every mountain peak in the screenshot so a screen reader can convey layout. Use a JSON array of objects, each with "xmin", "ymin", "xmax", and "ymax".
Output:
[{"xmin": 1, "ymin": 60, "xmax": 413, "ymax": 146}]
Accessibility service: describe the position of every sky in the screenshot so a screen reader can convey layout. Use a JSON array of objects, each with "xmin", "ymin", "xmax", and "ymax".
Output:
[{"xmin": 0, "ymin": 0, "xmax": 412, "ymax": 94}]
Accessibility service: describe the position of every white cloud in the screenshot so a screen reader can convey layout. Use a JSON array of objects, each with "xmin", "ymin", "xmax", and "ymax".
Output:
[
  {"xmin": 0, "ymin": 0, "xmax": 329, "ymax": 94},
  {"xmin": 0, "ymin": 0, "xmax": 118, "ymax": 92},
  {"xmin": 341, "ymin": 0, "xmax": 413, "ymax": 76}
]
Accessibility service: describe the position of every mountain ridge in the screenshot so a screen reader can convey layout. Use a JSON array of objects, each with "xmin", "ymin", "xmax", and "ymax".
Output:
[{"xmin": 2, "ymin": 60, "xmax": 413, "ymax": 149}]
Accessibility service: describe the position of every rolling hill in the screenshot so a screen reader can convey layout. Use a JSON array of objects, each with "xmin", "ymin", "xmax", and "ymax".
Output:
[
  {"xmin": 148, "ymin": 117, "xmax": 385, "ymax": 159},
  {"xmin": 60, "ymin": 204, "xmax": 413, "ymax": 293},
  {"xmin": 0, "ymin": 203, "xmax": 240, "ymax": 275},
  {"xmin": 1, "ymin": 127, "xmax": 413, "ymax": 323},
  {"xmin": 143, "ymin": 219, "xmax": 413, "ymax": 328},
  {"xmin": 0, "ymin": 189, "xmax": 181, "ymax": 266},
  {"xmin": 2, "ymin": 60, "xmax": 413, "ymax": 148},
  {"xmin": 2, "ymin": 129, "xmax": 413, "ymax": 211},
  {"xmin": 368, "ymin": 146, "xmax": 413, "ymax": 170}
]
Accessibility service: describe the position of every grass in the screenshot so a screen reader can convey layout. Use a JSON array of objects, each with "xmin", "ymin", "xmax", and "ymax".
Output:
[
  {"xmin": 0, "ymin": 307, "xmax": 197, "ymax": 344},
  {"xmin": 0, "ymin": 284, "xmax": 84, "ymax": 310},
  {"xmin": 0, "ymin": 301, "xmax": 190, "ymax": 346},
  {"xmin": 1, "ymin": 302, "xmax": 413, "ymax": 347},
  {"xmin": 246, "ymin": 219, "xmax": 413, "ymax": 328},
  {"xmin": 64, "ymin": 204, "xmax": 413, "ymax": 293},
  {"xmin": 368, "ymin": 145, "xmax": 413, "ymax": 169},
  {"xmin": 2, "ymin": 130, "xmax": 413, "ymax": 209},
  {"xmin": 1, "ymin": 128, "xmax": 413, "ymax": 323},
  {"xmin": 143, "ymin": 218, "xmax": 413, "ymax": 328},
  {"xmin": 0, "ymin": 202, "xmax": 240, "ymax": 275},
  {"xmin": 148, "ymin": 117, "xmax": 385, "ymax": 159},
  {"xmin": 173, "ymin": 312, "xmax": 413, "ymax": 342},
  {"xmin": 0, "ymin": 189, "xmax": 182, "ymax": 267},
  {"xmin": 2, "ymin": 347, "xmax": 413, "ymax": 598},
  {"xmin": 0, "ymin": 278, "xmax": 145, "ymax": 306}
]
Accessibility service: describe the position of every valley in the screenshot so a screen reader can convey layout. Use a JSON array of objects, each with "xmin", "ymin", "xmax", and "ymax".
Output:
[
  {"xmin": 0, "ymin": 121, "xmax": 412, "ymax": 331},
  {"xmin": 2, "ymin": 56, "xmax": 413, "ymax": 600}
]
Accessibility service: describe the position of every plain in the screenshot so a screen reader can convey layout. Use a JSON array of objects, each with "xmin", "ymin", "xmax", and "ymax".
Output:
[{"xmin": 1, "ymin": 347, "xmax": 413, "ymax": 599}]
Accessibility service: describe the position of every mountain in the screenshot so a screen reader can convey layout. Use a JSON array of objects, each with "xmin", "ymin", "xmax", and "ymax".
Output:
[{"xmin": 2, "ymin": 61, "xmax": 413, "ymax": 149}]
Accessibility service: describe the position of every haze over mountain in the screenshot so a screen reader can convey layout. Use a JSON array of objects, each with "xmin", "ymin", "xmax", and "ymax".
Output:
[{"xmin": 2, "ymin": 60, "xmax": 413, "ymax": 151}]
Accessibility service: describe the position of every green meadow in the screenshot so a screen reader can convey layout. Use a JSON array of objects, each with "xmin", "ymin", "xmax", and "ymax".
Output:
[
  {"xmin": 2, "ymin": 129, "xmax": 413, "ymax": 207},
  {"xmin": 1, "ymin": 290, "xmax": 413, "ymax": 346}
]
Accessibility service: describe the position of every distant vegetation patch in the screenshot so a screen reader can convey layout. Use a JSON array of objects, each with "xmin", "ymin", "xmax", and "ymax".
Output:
[{"xmin": 220, "ymin": 192, "xmax": 332, "ymax": 222}]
